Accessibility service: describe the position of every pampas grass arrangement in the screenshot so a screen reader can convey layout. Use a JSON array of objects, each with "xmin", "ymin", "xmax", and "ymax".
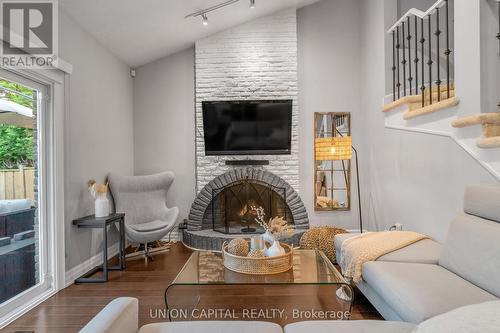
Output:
[{"xmin": 250, "ymin": 205, "xmax": 294, "ymax": 241}]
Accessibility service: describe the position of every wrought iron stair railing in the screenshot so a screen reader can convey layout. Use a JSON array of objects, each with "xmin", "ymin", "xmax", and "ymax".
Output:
[{"xmin": 384, "ymin": 0, "xmax": 458, "ymax": 118}]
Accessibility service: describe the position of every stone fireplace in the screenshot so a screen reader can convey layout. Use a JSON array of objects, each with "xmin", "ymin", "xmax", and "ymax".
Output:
[
  {"xmin": 183, "ymin": 168, "xmax": 308, "ymax": 250},
  {"xmin": 186, "ymin": 9, "xmax": 305, "ymax": 250}
]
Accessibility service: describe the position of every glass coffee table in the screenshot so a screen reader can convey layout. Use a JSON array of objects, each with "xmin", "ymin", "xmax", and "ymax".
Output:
[{"xmin": 164, "ymin": 249, "xmax": 353, "ymax": 325}]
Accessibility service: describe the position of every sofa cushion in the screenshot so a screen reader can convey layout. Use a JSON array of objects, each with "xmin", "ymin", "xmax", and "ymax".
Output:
[
  {"xmin": 439, "ymin": 214, "xmax": 500, "ymax": 297},
  {"xmin": 284, "ymin": 320, "xmax": 415, "ymax": 333},
  {"xmin": 139, "ymin": 321, "xmax": 282, "ymax": 333},
  {"xmin": 464, "ymin": 184, "xmax": 500, "ymax": 222},
  {"xmin": 362, "ymin": 261, "xmax": 497, "ymax": 323},
  {"xmin": 414, "ymin": 300, "xmax": 500, "ymax": 333},
  {"xmin": 335, "ymin": 234, "xmax": 441, "ymax": 265}
]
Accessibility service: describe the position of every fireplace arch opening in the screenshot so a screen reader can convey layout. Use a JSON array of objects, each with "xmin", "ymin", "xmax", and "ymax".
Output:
[
  {"xmin": 184, "ymin": 168, "xmax": 309, "ymax": 250},
  {"xmin": 211, "ymin": 178, "xmax": 292, "ymax": 234}
]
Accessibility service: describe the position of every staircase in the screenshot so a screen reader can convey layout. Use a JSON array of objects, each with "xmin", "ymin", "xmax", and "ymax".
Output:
[
  {"xmin": 382, "ymin": 0, "xmax": 500, "ymax": 180},
  {"xmin": 450, "ymin": 0, "xmax": 500, "ymax": 149},
  {"xmin": 382, "ymin": 0, "xmax": 458, "ymax": 120}
]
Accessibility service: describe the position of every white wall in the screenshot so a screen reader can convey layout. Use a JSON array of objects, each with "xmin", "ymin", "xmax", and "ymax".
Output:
[
  {"xmin": 297, "ymin": 0, "xmax": 363, "ymax": 230},
  {"xmin": 133, "ymin": 48, "xmax": 196, "ymax": 229},
  {"xmin": 360, "ymin": 0, "xmax": 498, "ymax": 243},
  {"xmin": 481, "ymin": 0, "xmax": 500, "ymax": 113},
  {"xmin": 59, "ymin": 10, "xmax": 135, "ymax": 271}
]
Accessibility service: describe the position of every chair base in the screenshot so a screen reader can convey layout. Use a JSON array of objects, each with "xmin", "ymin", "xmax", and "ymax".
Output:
[{"xmin": 126, "ymin": 241, "xmax": 173, "ymax": 261}]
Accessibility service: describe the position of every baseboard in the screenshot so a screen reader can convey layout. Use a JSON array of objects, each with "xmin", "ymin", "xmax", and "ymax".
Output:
[
  {"xmin": 65, "ymin": 229, "xmax": 181, "ymax": 287},
  {"xmin": 64, "ymin": 243, "xmax": 121, "ymax": 288}
]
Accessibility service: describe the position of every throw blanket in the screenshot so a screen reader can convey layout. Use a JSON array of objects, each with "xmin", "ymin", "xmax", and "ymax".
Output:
[{"xmin": 340, "ymin": 231, "xmax": 429, "ymax": 283}]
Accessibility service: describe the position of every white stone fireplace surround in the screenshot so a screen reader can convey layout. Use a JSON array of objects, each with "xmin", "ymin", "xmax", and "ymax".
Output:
[
  {"xmin": 195, "ymin": 9, "xmax": 299, "ymax": 192},
  {"xmin": 186, "ymin": 10, "xmax": 305, "ymax": 249}
]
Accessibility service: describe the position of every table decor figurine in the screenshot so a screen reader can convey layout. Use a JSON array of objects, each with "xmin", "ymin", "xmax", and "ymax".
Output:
[
  {"xmin": 251, "ymin": 206, "xmax": 294, "ymax": 257},
  {"xmin": 88, "ymin": 179, "xmax": 110, "ymax": 218},
  {"xmin": 227, "ymin": 238, "xmax": 250, "ymax": 257},
  {"xmin": 250, "ymin": 236, "xmax": 265, "ymax": 251}
]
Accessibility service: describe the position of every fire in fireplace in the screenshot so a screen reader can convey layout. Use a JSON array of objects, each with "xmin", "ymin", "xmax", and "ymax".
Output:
[{"xmin": 211, "ymin": 179, "xmax": 291, "ymax": 234}]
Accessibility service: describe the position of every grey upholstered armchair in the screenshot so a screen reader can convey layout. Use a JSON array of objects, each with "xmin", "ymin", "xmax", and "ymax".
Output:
[{"xmin": 108, "ymin": 171, "xmax": 179, "ymax": 259}]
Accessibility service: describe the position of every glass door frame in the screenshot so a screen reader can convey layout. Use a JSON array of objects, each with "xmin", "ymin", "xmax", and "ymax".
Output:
[{"xmin": 0, "ymin": 68, "xmax": 65, "ymax": 328}]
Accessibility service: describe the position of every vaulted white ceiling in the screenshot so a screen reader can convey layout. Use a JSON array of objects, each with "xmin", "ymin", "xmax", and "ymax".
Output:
[{"xmin": 59, "ymin": 0, "xmax": 320, "ymax": 67}]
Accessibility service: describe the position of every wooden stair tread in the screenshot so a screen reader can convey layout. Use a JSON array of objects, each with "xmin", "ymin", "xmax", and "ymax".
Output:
[
  {"xmin": 452, "ymin": 113, "xmax": 500, "ymax": 128},
  {"xmin": 403, "ymin": 96, "xmax": 459, "ymax": 120},
  {"xmin": 383, "ymin": 88, "xmax": 455, "ymax": 113},
  {"xmin": 425, "ymin": 83, "xmax": 454, "ymax": 94},
  {"xmin": 477, "ymin": 136, "xmax": 500, "ymax": 149},
  {"xmin": 409, "ymin": 91, "xmax": 456, "ymax": 110},
  {"xmin": 452, "ymin": 112, "xmax": 500, "ymax": 149}
]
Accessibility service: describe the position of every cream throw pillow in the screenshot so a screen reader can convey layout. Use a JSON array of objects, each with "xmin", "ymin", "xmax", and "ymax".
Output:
[{"xmin": 414, "ymin": 300, "xmax": 500, "ymax": 333}]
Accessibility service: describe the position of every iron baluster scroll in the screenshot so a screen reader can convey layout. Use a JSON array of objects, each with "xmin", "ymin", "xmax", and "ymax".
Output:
[
  {"xmin": 402, "ymin": 22, "xmax": 407, "ymax": 96},
  {"xmin": 396, "ymin": 26, "xmax": 401, "ymax": 99},
  {"xmin": 428, "ymin": 14, "xmax": 433, "ymax": 105},
  {"xmin": 445, "ymin": 0, "xmax": 451, "ymax": 99},
  {"xmin": 420, "ymin": 18, "xmax": 426, "ymax": 107},
  {"xmin": 414, "ymin": 16, "xmax": 419, "ymax": 96},
  {"xmin": 435, "ymin": 7, "xmax": 442, "ymax": 101},
  {"xmin": 392, "ymin": 30, "xmax": 396, "ymax": 101},
  {"xmin": 407, "ymin": 16, "xmax": 413, "ymax": 95}
]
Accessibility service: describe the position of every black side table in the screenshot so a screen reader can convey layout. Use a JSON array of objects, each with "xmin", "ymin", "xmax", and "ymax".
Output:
[{"xmin": 73, "ymin": 213, "xmax": 126, "ymax": 283}]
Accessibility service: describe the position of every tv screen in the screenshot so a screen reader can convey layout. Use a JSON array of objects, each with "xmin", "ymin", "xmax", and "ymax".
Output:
[{"xmin": 202, "ymin": 100, "xmax": 292, "ymax": 155}]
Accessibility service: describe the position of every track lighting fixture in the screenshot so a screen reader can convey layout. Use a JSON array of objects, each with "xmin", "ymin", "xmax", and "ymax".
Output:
[{"xmin": 185, "ymin": 0, "xmax": 253, "ymax": 24}]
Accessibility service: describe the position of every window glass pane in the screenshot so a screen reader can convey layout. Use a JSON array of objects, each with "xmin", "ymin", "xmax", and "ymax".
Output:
[{"xmin": 0, "ymin": 77, "xmax": 39, "ymax": 303}]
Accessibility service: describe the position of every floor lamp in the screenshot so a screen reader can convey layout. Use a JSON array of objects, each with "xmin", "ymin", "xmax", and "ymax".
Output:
[{"xmin": 315, "ymin": 135, "xmax": 363, "ymax": 233}]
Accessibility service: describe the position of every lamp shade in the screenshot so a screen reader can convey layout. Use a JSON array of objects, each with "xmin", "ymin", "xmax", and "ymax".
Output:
[{"xmin": 315, "ymin": 136, "xmax": 352, "ymax": 160}]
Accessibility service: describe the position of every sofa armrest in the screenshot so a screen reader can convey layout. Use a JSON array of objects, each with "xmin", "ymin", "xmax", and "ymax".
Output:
[{"xmin": 80, "ymin": 297, "xmax": 139, "ymax": 333}]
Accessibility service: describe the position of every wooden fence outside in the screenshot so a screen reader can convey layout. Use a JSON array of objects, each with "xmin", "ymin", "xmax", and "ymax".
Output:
[{"xmin": 0, "ymin": 167, "xmax": 35, "ymax": 202}]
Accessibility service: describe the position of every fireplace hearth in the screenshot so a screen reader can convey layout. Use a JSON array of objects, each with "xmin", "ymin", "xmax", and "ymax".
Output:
[{"xmin": 184, "ymin": 168, "xmax": 309, "ymax": 250}]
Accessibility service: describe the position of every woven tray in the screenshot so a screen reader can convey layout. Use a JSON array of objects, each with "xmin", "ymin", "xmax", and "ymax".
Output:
[{"xmin": 222, "ymin": 241, "xmax": 293, "ymax": 275}]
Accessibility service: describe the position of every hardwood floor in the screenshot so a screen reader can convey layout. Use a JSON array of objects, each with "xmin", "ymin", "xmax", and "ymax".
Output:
[{"xmin": 3, "ymin": 243, "xmax": 382, "ymax": 332}]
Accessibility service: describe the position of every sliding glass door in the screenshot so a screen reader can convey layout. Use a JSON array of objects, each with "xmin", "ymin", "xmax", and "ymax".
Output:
[{"xmin": 0, "ymin": 69, "xmax": 52, "ymax": 321}]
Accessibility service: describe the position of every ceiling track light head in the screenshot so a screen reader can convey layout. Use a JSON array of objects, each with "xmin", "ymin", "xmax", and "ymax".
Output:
[
  {"xmin": 202, "ymin": 13, "xmax": 208, "ymax": 25},
  {"xmin": 250, "ymin": 0, "xmax": 256, "ymax": 8},
  {"xmin": 185, "ymin": 0, "xmax": 242, "ymax": 21}
]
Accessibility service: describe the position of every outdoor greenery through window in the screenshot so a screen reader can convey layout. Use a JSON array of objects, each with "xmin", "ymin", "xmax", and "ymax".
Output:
[
  {"xmin": 0, "ymin": 80, "xmax": 35, "ymax": 169},
  {"xmin": 0, "ymin": 76, "xmax": 38, "ymax": 304}
]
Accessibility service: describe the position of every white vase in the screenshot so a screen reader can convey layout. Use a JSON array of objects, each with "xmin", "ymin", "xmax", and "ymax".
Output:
[
  {"xmin": 262, "ymin": 230, "xmax": 275, "ymax": 244},
  {"xmin": 265, "ymin": 240, "xmax": 286, "ymax": 257},
  {"xmin": 95, "ymin": 194, "xmax": 109, "ymax": 218}
]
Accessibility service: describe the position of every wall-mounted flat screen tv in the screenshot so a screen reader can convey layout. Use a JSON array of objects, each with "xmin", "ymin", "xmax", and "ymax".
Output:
[{"xmin": 202, "ymin": 100, "xmax": 292, "ymax": 156}]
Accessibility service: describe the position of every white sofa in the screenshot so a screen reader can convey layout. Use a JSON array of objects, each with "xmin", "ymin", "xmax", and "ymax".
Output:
[
  {"xmin": 80, "ymin": 297, "xmax": 500, "ymax": 333},
  {"xmin": 334, "ymin": 184, "xmax": 500, "ymax": 323}
]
